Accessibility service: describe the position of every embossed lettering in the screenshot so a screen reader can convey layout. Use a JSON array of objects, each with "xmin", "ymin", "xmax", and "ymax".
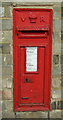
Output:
[
  {"xmin": 40, "ymin": 16, "xmax": 45, "ymax": 22},
  {"xmin": 21, "ymin": 17, "xmax": 26, "ymax": 22}
]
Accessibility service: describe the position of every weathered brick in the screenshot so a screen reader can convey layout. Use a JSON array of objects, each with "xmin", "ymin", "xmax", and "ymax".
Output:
[
  {"xmin": 2, "ymin": 111, "xmax": 15, "ymax": 118},
  {"xmin": 52, "ymin": 42, "xmax": 61, "ymax": 54},
  {"xmin": 0, "ymin": 54, "xmax": 2, "ymax": 65},
  {"xmin": 61, "ymin": 64, "xmax": 63, "ymax": 75},
  {"xmin": 0, "ymin": 75, "xmax": 2, "ymax": 90},
  {"xmin": 0, "ymin": 90, "xmax": 2, "ymax": 100},
  {"xmin": 61, "ymin": 43, "xmax": 63, "ymax": 54},
  {"xmin": 61, "ymin": 43, "xmax": 63, "ymax": 49},
  {"xmin": 2, "ymin": 73, "xmax": 12, "ymax": 80},
  {"xmin": 3, "ymin": 100, "xmax": 13, "ymax": 111},
  {"xmin": 61, "ymin": 87, "xmax": 63, "ymax": 99},
  {"xmin": 52, "ymin": 76, "xmax": 61, "ymax": 88},
  {"xmin": 50, "ymin": 110, "xmax": 61, "ymax": 118},
  {"xmin": 53, "ymin": 4, "xmax": 61, "ymax": 19},
  {"xmin": 61, "ymin": 18, "xmax": 63, "ymax": 32},
  {"xmin": 2, "ymin": 31, "xmax": 12, "ymax": 43},
  {"xmin": 0, "ymin": 7, "xmax": 4, "ymax": 17},
  {"xmin": 61, "ymin": 32, "xmax": 63, "ymax": 40},
  {"xmin": 50, "ymin": 101, "xmax": 56, "ymax": 110},
  {"xmin": 0, "ymin": 48, "xmax": 2, "ymax": 53},
  {"xmin": 16, "ymin": 111, "xmax": 48, "ymax": 118},
  {"xmin": 0, "ymin": 19, "xmax": 12, "ymax": 31},
  {"xmin": 2, "ymin": 65, "xmax": 13, "ymax": 76},
  {"xmin": 0, "ymin": 2, "xmax": 1, "ymax": 8},
  {"xmin": 2, "ymin": 78, "xmax": 7, "ymax": 88},
  {"xmin": 52, "ymin": 65, "xmax": 61, "ymax": 76},
  {"xmin": 61, "ymin": 110, "xmax": 63, "ymax": 119},
  {"xmin": 0, "ymin": 101, "xmax": 2, "ymax": 112},
  {"xmin": 0, "ymin": 44, "xmax": 2, "ymax": 53},
  {"xmin": 61, "ymin": 55, "xmax": 63, "ymax": 64},
  {"xmin": 2, "ymin": 100, "xmax": 6, "ymax": 111},
  {"xmin": 0, "ymin": 111, "xmax": 2, "ymax": 120},
  {"xmin": 0, "ymin": 64, "xmax": 2, "ymax": 76},
  {"xmin": 12, "ymin": 2, "xmax": 54, "ymax": 6},
  {"xmin": 2, "ymin": 2, "xmax": 12, "ymax": 7},
  {"xmin": 2, "ymin": 88, "xmax": 12, "ymax": 100},
  {"xmin": 0, "ymin": 31, "xmax": 2, "ymax": 43},
  {"xmin": 53, "ymin": 55, "xmax": 59, "ymax": 64},
  {"xmin": 53, "ymin": 19, "xmax": 61, "ymax": 33},
  {"xmin": 7, "ymin": 78, "xmax": 12, "ymax": 88},
  {"xmin": 61, "ymin": 6, "xmax": 63, "ymax": 17},
  {"xmin": 52, "ymin": 87, "xmax": 61, "ymax": 99},
  {"xmin": 2, "ymin": 43, "xmax": 11, "ymax": 54},
  {"xmin": 53, "ymin": 32, "xmax": 61, "ymax": 42},
  {"xmin": 57, "ymin": 101, "xmax": 63, "ymax": 109},
  {"xmin": 61, "ymin": 76, "xmax": 63, "ymax": 86},
  {"xmin": 2, "ymin": 54, "xmax": 13, "ymax": 65},
  {"xmin": 2, "ymin": 76, "xmax": 13, "ymax": 88},
  {"xmin": 4, "ymin": 6, "xmax": 12, "ymax": 18},
  {"xmin": 0, "ymin": 65, "xmax": 2, "ymax": 75},
  {"xmin": 0, "ymin": 17, "xmax": 2, "ymax": 30}
]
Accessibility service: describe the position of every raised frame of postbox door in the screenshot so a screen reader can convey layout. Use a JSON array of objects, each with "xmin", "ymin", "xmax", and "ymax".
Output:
[
  {"xmin": 13, "ymin": 8, "xmax": 53, "ymax": 111},
  {"xmin": 19, "ymin": 45, "xmax": 45, "ymax": 105}
]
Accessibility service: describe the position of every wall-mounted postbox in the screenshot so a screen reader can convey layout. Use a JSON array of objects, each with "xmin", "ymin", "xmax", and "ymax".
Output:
[{"xmin": 13, "ymin": 8, "xmax": 53, "ymax": 111}]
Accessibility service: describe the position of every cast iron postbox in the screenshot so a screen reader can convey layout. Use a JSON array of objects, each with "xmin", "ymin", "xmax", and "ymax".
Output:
[{"xmin": 13, "ymin": 8, "xmax": 53, "ymax": 111}]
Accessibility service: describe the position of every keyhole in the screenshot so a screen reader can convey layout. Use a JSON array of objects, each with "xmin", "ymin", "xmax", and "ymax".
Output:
[{"xmin": 26, "ymin": 78, "xmax": 28, "ymax": 83}]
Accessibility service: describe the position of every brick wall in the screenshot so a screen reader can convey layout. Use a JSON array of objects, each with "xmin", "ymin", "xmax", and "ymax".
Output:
[{"xmin": 0, "ymin": 1, "xmax": 62, "ymax": 119}]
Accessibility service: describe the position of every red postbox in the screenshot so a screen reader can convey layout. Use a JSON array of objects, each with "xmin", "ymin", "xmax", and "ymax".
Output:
[{"xmin": 13, "ymin": 8, "xmax": 53, "ymax": 111}]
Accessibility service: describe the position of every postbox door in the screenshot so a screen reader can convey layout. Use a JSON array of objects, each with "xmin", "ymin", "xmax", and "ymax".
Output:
[
  {"xmin": 19, "ymin": 46, "xmax": 45, "ymax": 105},
  {"xmin": 13, "ymin": 8, "xmax": 53, "ymax": 111}
]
